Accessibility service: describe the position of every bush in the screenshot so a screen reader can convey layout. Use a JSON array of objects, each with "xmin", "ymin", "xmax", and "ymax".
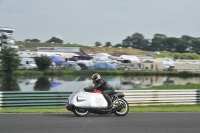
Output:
[
  {"xmin": 173, "ymin": 53, "xmax": 200, "ymax": 60},
  {"xmin": 34, "ymin": 56, "xmax": 51, "ymax": 71}
]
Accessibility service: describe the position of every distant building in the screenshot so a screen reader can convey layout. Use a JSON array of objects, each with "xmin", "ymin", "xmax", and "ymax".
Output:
[
  {"xmin": 18, "ymin": 51, "xmax": 37, "ymax": 58},
  {"xmin": 36, "ymin": 47, "xmax": 85, "ymax": 55},
  {"xmin": 0, "ymin": 27, "xmax": 15, "ymax": 37},
  {"xmin": 0, "ymin": 27, "xmax": 17, "ymax": 50}
]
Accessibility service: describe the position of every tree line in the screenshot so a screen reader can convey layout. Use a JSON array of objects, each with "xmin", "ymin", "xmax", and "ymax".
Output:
[
  {"xmin": 25, "ymin": 37, "xmax": 63, "ymax": 44},
  {"xmin": 25, "ymin": 33, "xmax": 200, "ymax": 54},
  {"xmin": 95, "ymin": 33, "xmax": 200, "ymax": 54},
  {"xmin": 0, "ymin": 47, "xmax": 51, "ymax": 74}
]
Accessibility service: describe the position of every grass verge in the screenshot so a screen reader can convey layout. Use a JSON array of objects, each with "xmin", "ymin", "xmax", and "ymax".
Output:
[
  {"xmin": 132, "ymin": 83, "xmax": 200, "ymax": 90},
  {"xmin": 0, "ymin": 105, "xmax": 200, "ymax": 113}
]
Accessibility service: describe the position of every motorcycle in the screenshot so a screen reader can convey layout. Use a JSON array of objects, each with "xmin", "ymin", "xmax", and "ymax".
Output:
[{"xmin": 66, "ymin": 85, "xmax": 129, "ymax": 117}]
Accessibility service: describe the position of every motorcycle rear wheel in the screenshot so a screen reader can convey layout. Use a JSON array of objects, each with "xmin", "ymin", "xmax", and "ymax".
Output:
[
  {"xmin": 114, "ymin": 98, "xmax": 129, "ymax": 116},
  {"xmin": 72, "ymin": 106, "xmax": 89, "ymax": 117}
]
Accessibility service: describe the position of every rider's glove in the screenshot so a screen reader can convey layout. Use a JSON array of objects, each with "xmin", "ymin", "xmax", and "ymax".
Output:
[{"xmin": 84, "ymin": 87, "xmax": 90, "ymax": 92}]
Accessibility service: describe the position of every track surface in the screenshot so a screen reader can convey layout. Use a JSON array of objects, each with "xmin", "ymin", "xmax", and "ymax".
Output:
[{"xmin": 0, "ymin": 113, "xmax": 200, "ymax": 133}]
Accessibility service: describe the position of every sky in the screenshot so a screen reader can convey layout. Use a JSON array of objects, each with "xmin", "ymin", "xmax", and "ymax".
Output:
[{"xmin": 0, "ymin": 0, "xmax": 200, "ymax": 46}]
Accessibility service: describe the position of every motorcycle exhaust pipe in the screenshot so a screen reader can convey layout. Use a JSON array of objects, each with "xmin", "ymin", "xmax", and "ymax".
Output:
[{"xmin": 109, "ymin": 103, "xmax": 125, "ymax": 114}]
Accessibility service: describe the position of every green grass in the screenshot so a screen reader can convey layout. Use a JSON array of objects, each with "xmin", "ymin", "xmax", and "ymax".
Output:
[
  {"xmin": 131, "ymin": 83, "xmax": 200, "ymax": 90},
  {"xmin": 129, "ymin": 105, "xmax": 200, "ymax": 112},
  {"xmin": 0, "ymin": 105, "xmax": 200, "ymax": 113}
]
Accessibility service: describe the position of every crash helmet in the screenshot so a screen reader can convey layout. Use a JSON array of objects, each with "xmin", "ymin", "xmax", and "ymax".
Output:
[{"xmin": 91, "ymin": 73, "xmax": 101, "ymax": 84}]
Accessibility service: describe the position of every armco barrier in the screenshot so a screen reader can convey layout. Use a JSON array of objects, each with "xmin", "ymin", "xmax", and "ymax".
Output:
[
  {"xmin": 117, "ymin": 90, "xmax": 200, "ymax": 106},
  {"xmin": 0, "ymin": 91, "xmax": 72, "ymax": 108},
  {"xmin": 0, "ymin": 90, "xmax": 199, "ymax": 108}
]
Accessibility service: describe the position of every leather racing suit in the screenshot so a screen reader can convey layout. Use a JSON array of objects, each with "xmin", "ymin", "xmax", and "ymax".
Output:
[{"xmin": 91, "ymin": 79, "xmax": 115, "ymax": 108}]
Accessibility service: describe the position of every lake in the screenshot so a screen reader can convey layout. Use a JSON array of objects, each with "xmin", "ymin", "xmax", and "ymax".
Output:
[{"xmin": 0, "ymin": 75, "xmax": 199, "ymax": 92}]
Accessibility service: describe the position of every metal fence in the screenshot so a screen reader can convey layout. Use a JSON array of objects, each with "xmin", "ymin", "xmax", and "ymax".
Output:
[
  {"xmin": 118, "ymin": 90, "xmax": 200, "ymax": 106},
  {"xmin": 0, "ymin": 91, "xmax": 71, "ymax": 108},
  {"xmin": 0, "ymin": 90, "xmax": 199, "ymax": 108}
]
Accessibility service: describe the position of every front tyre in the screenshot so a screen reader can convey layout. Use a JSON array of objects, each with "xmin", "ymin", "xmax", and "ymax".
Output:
[
  {"xmin": 114, "ymin": 98, "xmax": 129, "ymax": 116},
  {"xmin": 72, "ymin": 107, "xmax": 89, "ymax": 117}
]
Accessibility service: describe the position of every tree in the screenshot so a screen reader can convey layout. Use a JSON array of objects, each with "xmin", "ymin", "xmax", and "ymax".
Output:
[
  {"xmin": 141, "ymin": 39, "xmax": 151, "ymax": 51},
  {"xmin": 151, "ymin": 34, "xmax": 167, "ymax": 51},
  {"xmin": 114, "ymin": 43, "xmax": 122, "ymax": 47},
  {"xmin": 25, "ymin": 39, "xmax": 40, "ymax": 42},
  {"xmin": 0, "ymin": 46, "xmax": 21, "ymax": 74},
  {"xmin": 31, "ymin": 39, "xmax": 40, "ymax": 42},
  {"xmin": 34, "ymin": 56, "xmax": 51, "ymax": 71},
  {"xmin": 175, "ymin": 44, "xmax": 187, "ymax": 53},
  {"xmin": 131, "ymin": 33, "xmax": 145, "ymax": 49},
  {"xmin": 192, "ymin": 39, "xmax": 200, "ymax": 54},
  {"xmin": 163, "ymin": 37, "xmax": 180, "ymax": 52},
  {"xmin": 104, "ymin": 42, "xmax": 112, "ymax": 47},
  {"xmin": 25, "ymin": 39, "xmax": 31, "ymax": 42},
  {"xmin": 95, "ymin": 42, "xmax": 102, "ymax": 47},
  {"xmin": 180, "ymin": 35, "xmax": 195, "ymax": 53},
  {"xmin": 46, "ymin": 37, "xmax": 63, "ymax": 44},
  {"xmin": 122, "ymin": 36, "xmax": 132, "ymax": 48},
  {"xmin": 121, "ymin": 33, "xmax": 147, "ymax": 49}
]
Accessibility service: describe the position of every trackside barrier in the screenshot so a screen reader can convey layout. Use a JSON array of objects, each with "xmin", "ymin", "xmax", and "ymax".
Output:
[
  {"xmin": 0, "ymin": 91, "xmax": 72, "ymax": 109},
  {"xmin": 117, "ymin": 90, "xmax": 200, "ymax": 106},
  {"xmin": 0, "ymin": 90, "xmax": 200, "ymax": 108}
]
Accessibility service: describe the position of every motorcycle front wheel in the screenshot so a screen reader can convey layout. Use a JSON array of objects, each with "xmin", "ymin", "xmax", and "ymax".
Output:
[
  {"xmin": 72, "ymin": 106, "xmax": 89, "ymax": 117},
  {"xmin": 114, "ymin": 98, "xmax": 129, "ymax": 116}
]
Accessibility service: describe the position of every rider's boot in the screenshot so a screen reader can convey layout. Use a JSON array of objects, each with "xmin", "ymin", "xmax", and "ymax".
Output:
[{"xmin": 104, "ymin": 94, "xmax": 113, "ymax": 109}]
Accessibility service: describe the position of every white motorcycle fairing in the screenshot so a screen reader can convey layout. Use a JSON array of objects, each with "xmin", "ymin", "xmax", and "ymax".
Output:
[
  {"xmin": 66, "ymin": 86, "xmax": 129, "ymax": 117},
  {"xmin": 69, "ymin": 91, "xmax": 108, "ymax": 108}
]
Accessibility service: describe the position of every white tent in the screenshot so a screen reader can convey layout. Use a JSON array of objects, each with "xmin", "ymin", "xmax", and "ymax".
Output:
[
  {"xmin": 93, "ymin": 53, "xmax": 112, "ymax": 61},
  {"xmin": 119, "ymin": 55, "xmax": 140, "ymax": 63}
]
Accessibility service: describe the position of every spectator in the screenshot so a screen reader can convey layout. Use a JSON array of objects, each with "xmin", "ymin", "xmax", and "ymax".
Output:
[{"xmin": 151, "ymin": 64, "xmax": 154, "ymax": 70}]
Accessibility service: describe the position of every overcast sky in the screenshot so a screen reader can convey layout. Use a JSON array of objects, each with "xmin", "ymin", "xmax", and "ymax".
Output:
[{"xmin": 0, "ymin": 0, "xmax": 200, "ymax": 46}]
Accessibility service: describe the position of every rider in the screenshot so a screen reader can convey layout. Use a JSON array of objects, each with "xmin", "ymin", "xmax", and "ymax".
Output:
[{"xmin": 89, "ymin": 73, "xmax": 115, "ymax": 109}]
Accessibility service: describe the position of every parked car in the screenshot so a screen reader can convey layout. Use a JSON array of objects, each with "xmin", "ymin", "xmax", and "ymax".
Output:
[
  {"xmin": 62, "ymin": 62, "xmax": 81, "ymax": 70},
  {"xmin": 76, "ymin": 62, "xmax": 89, "ymax": 70},
  {"xmin": 18, "ymin": 64, "xmax": 34, "ymax": 70}
]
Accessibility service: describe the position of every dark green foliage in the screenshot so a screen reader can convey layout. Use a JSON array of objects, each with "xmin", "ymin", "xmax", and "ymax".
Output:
[
  {"xmin": 151, "ymin": 34, "xmax": 167, "ymax": 51},
  {"xmin": 0, "ymin": 46, "xmax": 21, "ymax": 74},
  {"xmin": 178, "ymin": 71, "xmax": 194, "ymax": 77},
  {"xmin": 121, "ymin": 32, "xmax": 200, "ymax": 53},
  {"xmin": 95, "ymin": 42, "xmax": 102, "ymax": 47},
  {"xmin": 104, "ymin": 42, "xmax": 112, "ymax": 47},
  {"xmin": 173, "ymin": 53, "xmax": 200, "ymax": 60},
  {"xmin": 25, "ymin": 39, "xmax": 40, "ymax": 42},
  {"xmin": 114, "ymin": 43, "xmax": 122, "ymax": 47},
  {"xmin": 0, "ymin": 74, "xmax": 20, "ymax": 91},
  {"xmin": 13, "ymin": 70, "xmax": 43, "ymax": 76},
  {"xmin": 122, "ymin": 33, "xmax": 150, "ymax": 50},
  {"xmin": 34, "ymin": 77, "xmax": 51, "ymax": 91},
  {"xmin": 34, "ymin": 56, "xmax": 51, "ymax": 71},
  {"xmin": 46, "ymin": 37, "xmax": 63, "ymax": 44}
]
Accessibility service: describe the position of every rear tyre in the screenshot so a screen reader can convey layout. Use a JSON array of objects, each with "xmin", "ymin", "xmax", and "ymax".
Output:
[
  {"xmin": 114, "ymin": 98, "xmax": 129, "ymax": 116},
  {"xmin": 72, "ymin": 106, "xmax": 89, "ymax": 117}
]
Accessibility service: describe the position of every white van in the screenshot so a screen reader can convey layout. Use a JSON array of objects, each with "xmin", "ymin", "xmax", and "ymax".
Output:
[
  {"xmin": 20, "ymin": 58, "xmax": 38, "ymax": 69},
  {"xmin": 117, "ymin": 59, "xmax": 138, "ymax": 70}
]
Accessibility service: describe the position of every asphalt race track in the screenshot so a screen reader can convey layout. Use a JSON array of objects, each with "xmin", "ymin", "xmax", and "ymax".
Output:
[{"xmin": 0, "ymin": 113, "xmax": 200, "ymax": 133}]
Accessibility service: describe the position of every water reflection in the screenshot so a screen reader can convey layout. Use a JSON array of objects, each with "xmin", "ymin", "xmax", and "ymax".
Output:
[
  {"xmin": 62, "ymin": 76, "xmax": 87, "ymax": 81},
  {"xmin": 0, "ymin": 75, "xmax": 200, "ymax": 92},
  {"xmin": 34, "ymin": 77, "xmax": 51, "ymax": 91},
  {"xmin": 0, "ymin": 75, "xmax": 20, "ymax": 91}
]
